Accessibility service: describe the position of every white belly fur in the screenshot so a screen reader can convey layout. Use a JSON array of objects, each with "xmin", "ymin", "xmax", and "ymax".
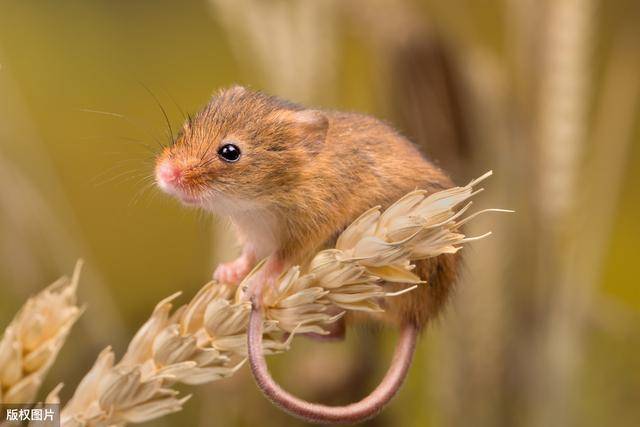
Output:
[{"xmin": 204, "ymin": 193, "xmax": 280, "ymax": 259}]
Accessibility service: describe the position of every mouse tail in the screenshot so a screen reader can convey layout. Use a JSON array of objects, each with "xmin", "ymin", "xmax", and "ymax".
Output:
[{"xmin": 247, "ymin": 298, "xmax": 418, "ymax": 424}]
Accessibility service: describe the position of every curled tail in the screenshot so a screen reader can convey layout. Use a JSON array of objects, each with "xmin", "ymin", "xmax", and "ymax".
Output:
[{"xmin": 247, "ymin": 298, "xmax": 418, "ymax": 424}]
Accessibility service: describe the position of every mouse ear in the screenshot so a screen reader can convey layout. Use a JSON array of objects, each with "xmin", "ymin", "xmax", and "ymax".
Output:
[
  {"xmin": 286, "ymin": 110, "xmax": 329, "ymax": 154},
  {"xmin": 215, "ymin": 85, "xmax": 247, "ymax": 99},
  {"xmin": 226, "ymin": 85, "xmax": 247, "ymax": 95}
]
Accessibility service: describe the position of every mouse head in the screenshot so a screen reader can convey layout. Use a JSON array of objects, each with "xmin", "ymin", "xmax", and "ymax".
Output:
[{"xmin": 155, "ymin": 86, "xmax": 328, "ymax": 212}]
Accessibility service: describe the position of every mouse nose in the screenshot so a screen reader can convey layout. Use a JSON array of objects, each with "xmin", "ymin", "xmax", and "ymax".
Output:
[{"xmin": 156, "ymin": 160, "xmax": 182, "ymax": 190}]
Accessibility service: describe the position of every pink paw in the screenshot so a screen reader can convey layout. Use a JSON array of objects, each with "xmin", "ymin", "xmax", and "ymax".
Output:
[
  {"xmin": 241, "ymin": 257, "xmax": 285, "ymax": 302},
  {"xmin": 214, "ymin": 256, "xmax": 252, "ymax": 285}
]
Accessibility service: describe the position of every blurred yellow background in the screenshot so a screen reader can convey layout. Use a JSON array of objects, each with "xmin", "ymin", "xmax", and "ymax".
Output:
[{"xmin": 0, "ymin": 0, "xmax": 638, "ymax": 426}]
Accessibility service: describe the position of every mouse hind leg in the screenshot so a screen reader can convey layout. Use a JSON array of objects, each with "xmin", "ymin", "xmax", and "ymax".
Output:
[{"xmin": 383, "ymin": 253, "xmax": 460, "ymax": 329}]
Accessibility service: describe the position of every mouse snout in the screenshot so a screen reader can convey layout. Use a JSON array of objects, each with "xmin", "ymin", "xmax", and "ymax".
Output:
[
  {"xmin": 155, "ymin": 157, "xmax": 210, "ymax": 205},
  {"xmin": 155, "ymin": 160, "xmax": 183, "ymax": 191}
]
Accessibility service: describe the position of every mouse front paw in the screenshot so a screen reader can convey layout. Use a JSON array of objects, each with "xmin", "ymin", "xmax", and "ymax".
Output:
[{"xmin": 214, "ymin": 256, "xmax": 253, "ymax": 285}]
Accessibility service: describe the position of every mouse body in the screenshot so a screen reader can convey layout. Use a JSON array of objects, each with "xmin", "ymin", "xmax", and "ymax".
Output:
[{"xmin": 155, "ymin": 86, "xmax": 458, "ymax": 330}]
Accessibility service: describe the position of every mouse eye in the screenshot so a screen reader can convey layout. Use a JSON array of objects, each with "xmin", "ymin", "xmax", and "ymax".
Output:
[{"xmin": 217, "ymin": 143, "xmax": 241, "ymax": 163}]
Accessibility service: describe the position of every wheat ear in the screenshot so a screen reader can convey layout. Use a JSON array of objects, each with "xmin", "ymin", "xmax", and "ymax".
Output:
[
  {"xmin": 0, "ymin": 261, "xmax": 84, "ymax": 405},
  {"xmin": 56, "ymin": 172, "xmax": 506, "ymax": 426}
]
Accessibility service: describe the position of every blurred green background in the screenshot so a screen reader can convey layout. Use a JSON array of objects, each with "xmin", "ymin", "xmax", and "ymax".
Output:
[{"xmin": 0, "ymin": 0, "xmax": 638, "ymax": 426}]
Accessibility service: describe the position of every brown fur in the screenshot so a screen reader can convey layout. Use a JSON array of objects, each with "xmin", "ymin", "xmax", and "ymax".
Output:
[{"xmin": 156, "ymin": 86, "xmax": 459, "ymax": 329}]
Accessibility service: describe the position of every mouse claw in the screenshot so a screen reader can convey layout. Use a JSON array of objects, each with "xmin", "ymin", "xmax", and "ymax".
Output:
[
  {"xmin": 214, "ymin": 245, "xmax": 257, "ymax": 285},
  {"xmin": 213, "ymin": 256, "xmax": 253, "ymax": 285}
]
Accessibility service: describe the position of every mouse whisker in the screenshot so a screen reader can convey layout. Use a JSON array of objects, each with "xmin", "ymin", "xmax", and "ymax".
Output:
[
  {"xmin": 198, "ymin": 157, "xmax": 218, "ymax": 169},
  {"xmin": 80, "ymin": 108, "xmax": 168, "ymax": 151},
  {"xmin": 116, "ymin": 136, "xmax": 159, "ymax": 155},
  {"xmin": 161, "ymin": 88, "xmax": 188, "ymax": 124},
  {"xmin": 130, "ymin": 179, "xmax": 160, "ymax": 206},
  {"xmin": 91, "ymin": 162, "xmax": 144, "ymax": 187},
  {"xmin": 199, "ymin": 142, "xmax": 216, "ymax": 162},
  {"xmin": 139, "ymin": 82, "xmax": 175, "ymax": 145}
]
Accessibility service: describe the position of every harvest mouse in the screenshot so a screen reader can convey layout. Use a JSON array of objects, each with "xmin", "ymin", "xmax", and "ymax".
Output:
[{"xmin": 155, "ymin": 86, "xmax": 459, "ymax": 423}]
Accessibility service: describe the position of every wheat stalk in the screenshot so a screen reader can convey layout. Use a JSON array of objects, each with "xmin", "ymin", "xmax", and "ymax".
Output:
[
  {"xmin": 55, "ymin": 172, "xmax": 505, "ymax": 426},
  {"xmin": 0, "ymin": 261, "xmax": 84, "ymax": 405},
  {"xmin": 208, "ymin": 0, "xmax": 337, "ymax": 104}
]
